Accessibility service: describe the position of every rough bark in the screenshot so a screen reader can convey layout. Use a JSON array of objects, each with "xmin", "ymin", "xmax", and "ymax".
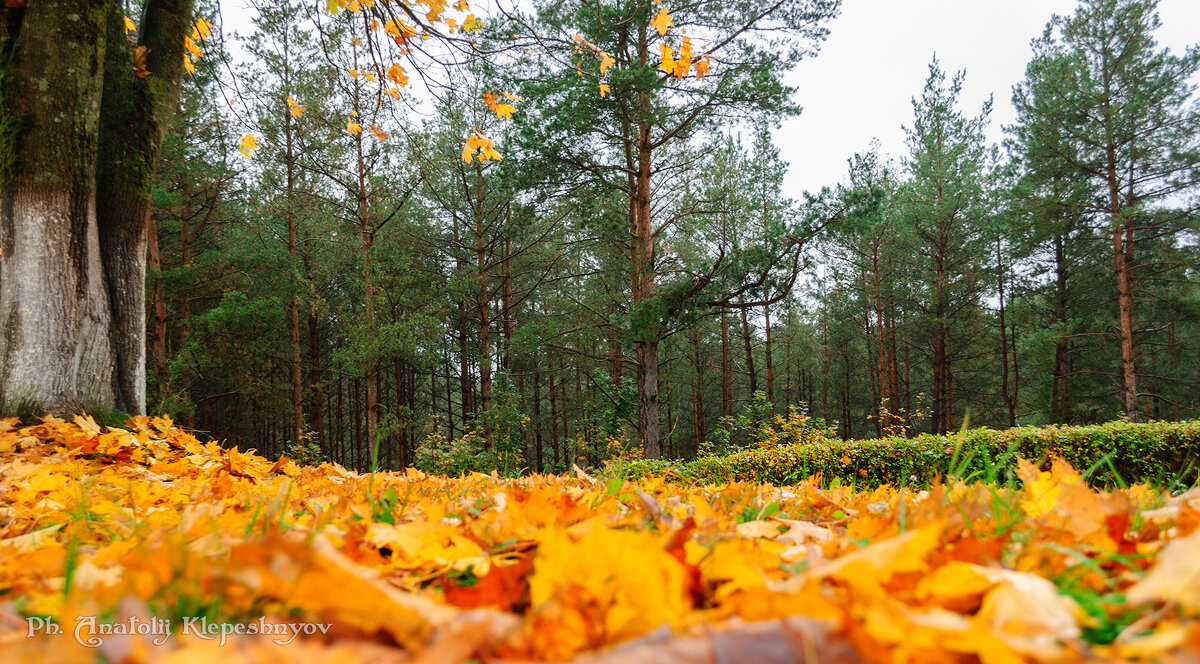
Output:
[
  {"xmin": 0, "ymin": 1, "xmax": 192, "ymax": 415},
  {"xmin": 96, "ymin": 0, "xmax": 194, "ymax": 415}
]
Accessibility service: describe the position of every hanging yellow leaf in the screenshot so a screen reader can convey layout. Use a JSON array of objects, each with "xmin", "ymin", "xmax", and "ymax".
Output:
[
  {"xmin": 369, "ymin": 124, "xmax": 388, "ymax": 141},
  {"xmin": 364, "ymin": 72, "xmax": 376, "ymax": 82},
  {"xmin": 238, "ymin": 133, "xmax": 259, "ymax": 159},
  {"xmin": 599, "ymin": 52, "xmax": 616, "ymax": 75},
  {"xmin": 599, "ymin": 83, "xmax": 610, "ymax": 98},
  {"xmin": 463, "ymin": 14, "xmax": 484, "ymax": 32},
  {"xmin": 183, "ymin": 54, "xmax": 195, "ymax": 76},
  {"xmin": 384, "ymin": 18, "xmax": 417, "ymax": 45},
  {"xmin": 385, "ymin": 87, "xmax": 403, "ymax": 100},
  {"xmin": 386, "ymin": 63, "xmax": 409, "ymax": 87},
  {"xmin": 650, "ymin": 7, "xmax": 673, "ymax": 36},
  {"xmin": 184, "ymin": 36, "xmax": 203, "ymax": 60},
  {"xmin": 132, "ymin": 45, "xmax": 151, "ymax": 79},
  {"xmin": 347, "ymin": 116, "xmax": 363, "ymax": 136},
  {"xmin": 191, "ymin": 16, "xmax": 214, "ymax": 42},
  {"xmin": 463, "ymin": 132, "xmax": 502, "ymax": 163},
  {"xmin": 694, "ymin": 55, "xmax": 710, "ymax": 79},
  {"xmin": 493, "ymin": 102, "xmax": 515, "ymax": 119},
  {"xmin": 658, "ymin": 42, "xmax": 676, "ymax": 75},
  {"xmin": 675, "ymin": 36, "xmax": 693, "ymax": 78},
  {"xmin": 455, "ymin": 0, "xmax": 469, "ymax": 11},
  {"xmin": 425, "ymin": 0, "xmax": 448, "ymax": 23},
  {"xmin": 502, "ymin": 91, "xmax": 522, "ymax": 101},
  {"xmin": 347, "ymin": 68, "xmax": 360, "ymax": 79},
  {"xmin": 483, "ymin": 90, "xmax": 515, "ymax": 120},
  {"xmin": 123, "ymin": 16, "xmax": 136, "ymax": 34},
  {"xmin": 286, "ymin": 95, "xmax": 306, "ymax": 118}
]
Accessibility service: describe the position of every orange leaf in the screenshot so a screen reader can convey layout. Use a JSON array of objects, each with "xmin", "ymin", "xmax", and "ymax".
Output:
[
  {"xmin": 132, "ymin": 45, "xmax": 151, "ymax": 79},
  {"xmin": 650, "ymin": 7, "xmax": 673, "ymax": 36}
]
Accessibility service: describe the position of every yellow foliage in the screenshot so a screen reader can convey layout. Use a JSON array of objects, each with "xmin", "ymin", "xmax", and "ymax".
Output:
[{"xmin": 0, "ymin": 417, "xmax": 1196, "ymax": 662}]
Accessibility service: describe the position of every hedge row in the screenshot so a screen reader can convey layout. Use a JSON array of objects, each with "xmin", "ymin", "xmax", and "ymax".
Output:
[{"xmin": 613, "ymin": 420, "xmax": 1200, "ymax": 489}]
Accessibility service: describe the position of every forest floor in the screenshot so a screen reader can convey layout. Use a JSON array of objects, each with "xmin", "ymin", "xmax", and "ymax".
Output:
[{"xmin": 1, "ymin": 415, "xmax": 1198, "ymax": 663}]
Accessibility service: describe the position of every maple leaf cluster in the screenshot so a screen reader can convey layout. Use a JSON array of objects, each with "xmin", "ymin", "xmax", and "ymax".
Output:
[{"xmin": 0, "ymin": 416, "xmax": 1198, "ymax": 662}]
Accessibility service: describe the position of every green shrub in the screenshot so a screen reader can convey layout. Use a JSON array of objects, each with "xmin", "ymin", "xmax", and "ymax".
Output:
[{"xmin": 612, "ymin": 420, "xmax": 1200, "ymax": 490}]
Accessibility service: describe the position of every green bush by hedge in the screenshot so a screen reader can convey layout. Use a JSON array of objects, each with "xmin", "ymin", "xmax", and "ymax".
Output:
[{"xmin": 612, "ymin": 420, "xmax": 1200, "ymax": 490}]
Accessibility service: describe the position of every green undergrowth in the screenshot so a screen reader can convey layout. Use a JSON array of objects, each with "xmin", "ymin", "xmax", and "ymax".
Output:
[{"xmin": 611, "ymin": 420, "xmax": 1200, "ymax": 491}]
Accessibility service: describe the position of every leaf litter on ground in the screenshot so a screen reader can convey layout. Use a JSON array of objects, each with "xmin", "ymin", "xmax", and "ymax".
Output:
[{"xmin": 0, "ymin": 415, "xmax": 1198, "ymax": 662}]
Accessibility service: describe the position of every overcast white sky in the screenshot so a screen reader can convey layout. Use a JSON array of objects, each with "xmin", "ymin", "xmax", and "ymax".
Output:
[{"xmin": 778, "ymin": 0, "xmax": 1200, "ymax": 196}]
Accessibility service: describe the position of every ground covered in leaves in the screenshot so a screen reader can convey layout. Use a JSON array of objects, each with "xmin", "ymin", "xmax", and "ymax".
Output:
[{"xmin": 1, "ymin": 417, "xmax": 1199, "ymax": 663}]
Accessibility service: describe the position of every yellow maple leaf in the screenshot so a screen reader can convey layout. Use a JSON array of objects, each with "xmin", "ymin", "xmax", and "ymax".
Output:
[
  {"xmin": 425, "ymin": 0, "xmax": 448, "ymax": 23},
  {"xmin": 599, "ymin": 83, "xmax": 610, "ymax": 97},
  {"xmin": 123, "ymin": 15, "xmax": 136, "ymax": 34},
  {"xmin": 183, "ymin": 54, "xmax": 195, "ymax": 76},
  {"xmin": 599, "ymin": 52, "xmax": 616, "ymax": 75},
  {"xmin": 286, "ymin": 95, "xmax": 306, "ymax": 118},
  {"xmin": 463, "ymin": 133, "xmax": 502, "ymax": 163},
  {"xmin": 650, "ymin": 7, "xmax": 673, "ymax": 36},
  {"xmin": 526, "ymin": 528, "xmax": 689, "ymax": 653},
  {"xmin": 384, "ymin": 18, "xmax": 417, "ymax": 45},
  {"xmin": 675, "ymin": 35, "xmax": 693, "ymax": 77},
  {"xmin": 191, "ymin": 17, "xmax": 214, "ymax": 42},
  {"xmin": 659, "ymin": 43, "xmax": 676, "ymax": 75},
  {"xmin": 463, "ymin": 14, "xmax": 484, "ymax": 32},
  {"xmin": 347, "ymin": 68, "xmax": 360, "ymax": 79},
  {"xmin": 368, "ymin": 124, "xmax": 388, "ymax": 141},
  {"xmin": 387, "ymin": 63, "xmax": 409, "ymax": 87},
  {"xmin": 455, "ymin": 0, "xmax": 469, "ymax": 11},
  {"xmin": 237, "ymin": 134, "xmax": 258, "ymax": 159},
  {"xmin": 347, "ymin": 117, "xmax": 363, "ymax": 136},
  {"xmin": 694, "ymin": 55, "xmax": 710, "ymax": 79},
  {"xmin": 184, "ymin": 36, "xmax": 203, "ymax": 60}
]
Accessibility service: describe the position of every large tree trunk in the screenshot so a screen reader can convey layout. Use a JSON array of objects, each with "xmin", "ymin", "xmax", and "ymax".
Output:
[
  {"xmin": 0, "ymin": 0, "xmax": 193, "ymax": 416},
  {"xmin": 1102, "ymin": 72, "xmax": 1139, "ymax": 422},
  {"xmin": 631, "ymin": 117, "xmax": 661, "ymax": 459}
]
